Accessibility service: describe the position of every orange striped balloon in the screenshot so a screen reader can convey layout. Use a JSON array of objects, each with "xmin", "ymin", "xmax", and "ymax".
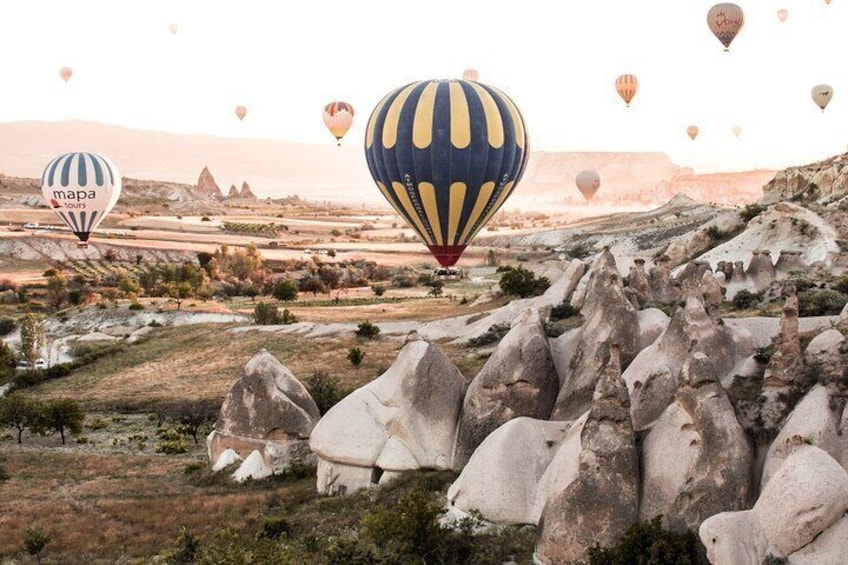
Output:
[{"xmin": 615, "ymin": 74, "xmax": 638, "ymax": 107}]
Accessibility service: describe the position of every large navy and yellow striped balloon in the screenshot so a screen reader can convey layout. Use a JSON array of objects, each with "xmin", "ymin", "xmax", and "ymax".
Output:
[
  {"xmin": 41, "ymin": 152, "xmax": 121, "ymax": 245},
  {"xmin": 364, "ymin": 79, "xmax": 528, "ymax": 267}
]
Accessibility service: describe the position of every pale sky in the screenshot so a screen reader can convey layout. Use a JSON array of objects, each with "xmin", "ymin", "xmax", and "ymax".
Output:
[{"xmin": 1, "ymin": 0, "xmax": 846, "ymax": 173}]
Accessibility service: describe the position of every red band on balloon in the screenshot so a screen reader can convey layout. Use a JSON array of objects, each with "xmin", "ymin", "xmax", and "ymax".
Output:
[{"xmin": 427, "ymin": 245, "xmax": 466, "ymax": 267}]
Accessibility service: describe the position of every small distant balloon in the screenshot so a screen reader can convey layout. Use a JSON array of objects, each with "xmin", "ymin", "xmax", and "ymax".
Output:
[
  {"xmin": 687, "ymin": 125, "xmax": 699, "ymax": 140},
  {"xmin": 235, "ymin": 105, "xmax": 247, "ymax": 121},
  {"xmin": 732, "ymin": 125, "xmax": 742, "ymax": 137},
  {"xmin": 615, "ymin": 74, "xmax": 638, "ymax": 107},
  {"xmin": 462, "ymin": 68, "xmax": 479, "ymax": 81},
  {"xmin": 811, "ymin": 84, "xmax": 834, "ymax": 112},
  {"xmin": 59, "ymin": 67, "xmax": 73, "ymax": 82},
  {"xmin": 169, "ymin": 23, "xmax": 178, "ymax": 35},
  {"xmin": 575, "ymin": 170, "xmax": 601, "ymax": 201},
  {"xmin": 824, "ymin": 0, "xmax": 832, "ymax": 5},
  {"xmin": 777, "ymin": 9, "xmax": 788, "ymax": 22},
  {"xmin": 708, "ymin": 3, "xmax": 744, "ymax": 51},
  {"xmin": 322, "ymin": 101, "xmax": 355, "ymax": 146}
]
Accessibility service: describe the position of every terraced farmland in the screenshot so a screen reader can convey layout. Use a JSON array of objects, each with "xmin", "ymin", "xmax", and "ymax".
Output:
[{"xmin": 220, "ymin": 222, "xmax": 282, "ymax": 237}]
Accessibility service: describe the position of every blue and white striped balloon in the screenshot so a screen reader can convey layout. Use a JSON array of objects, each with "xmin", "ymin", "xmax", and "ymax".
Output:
[{"xmin": 40, "ymin": 152, "xmax": 121, "ymax": 244}]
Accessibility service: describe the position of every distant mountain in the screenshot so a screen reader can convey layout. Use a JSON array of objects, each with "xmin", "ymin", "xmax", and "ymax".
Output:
[{"xmin": 0, "ymin": 120, "xmax": 775, "ymax": 209}]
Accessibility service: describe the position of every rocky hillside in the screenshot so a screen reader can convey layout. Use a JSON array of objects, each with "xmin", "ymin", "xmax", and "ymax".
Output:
[{"xmin": 762, "ymin": 152, "xmax": 848, "ymax": 207}]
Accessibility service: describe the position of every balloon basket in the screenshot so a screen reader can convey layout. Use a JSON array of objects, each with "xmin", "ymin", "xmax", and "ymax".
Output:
[{"xmin": 76, "ymin": 242, "xmax": 89, "ymax": 249}]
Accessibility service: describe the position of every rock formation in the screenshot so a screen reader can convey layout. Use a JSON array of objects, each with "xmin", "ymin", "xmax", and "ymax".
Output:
[
  {"xmin": 194, "ymin": 166, "xmax": 224, "ymax": 200},
  {"xmin": 207, "ymin": 350, "xmax": 320, "ymax": 475},
  {"xmin": 453, "ymin": 309, "xmax": 559, "ymax": 467},
  {"xmin": 774, "ymin": 250, "xmax": 804, "ymax": 276},
  {"xmin": 624, "ymin": 258, "xmax": 652, "ymax": 307},
  {"xmin": 309, "ymin": 336, "xmax": 465, "ymax": 495},
  {"xmin": 648, "ymin": 255, "xmax": 680, "ymax": 304},
  {"xmin": 239, "ymin": 181, "xmax": 257, "ymax": 199},
  {"xmin": 640, "ymin": 352, "xmax": 753, "ymax": 531},
  {"xmin": 761, "ymin": 288, "xmax": 804, "ymax": 429},
  {"xmin": 761, "ymin": 152, "xmax": 848, "ymax": 205},
  {"xmin": 745, "ymin": 250, "xmax": 775, "ymax": 291},
  {"xmin": 700, "ymin": 270, "xmax": 724, "ymax": 319},
  {"xmin": 226, "ymin": 184, "xmax": 239, "ymax": 199},
  {"xmin": 535, "ymin": 344, "xmax": 639, "ymax": 564}
]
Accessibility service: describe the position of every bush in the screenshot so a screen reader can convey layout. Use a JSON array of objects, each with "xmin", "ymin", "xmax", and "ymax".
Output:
[
  {"xmin": 706, "ymin": 225, "xmax": 726, "ymax": 243},
  {"xmin": 564, "ymin": 241, "xmax": 594, "ymax": 260},
  {"xmin": 128, "ymin": 302, "xmax": 144, "ymax": 311},
  {"xmin": 347, "ymin": 347, "xmax": 366, "ymax": 366},
  {"xmin": 254, "ymin": 302, "xmax": 282, "ymax": 325},
  {"xmin": 798, "ymin": 289, "xmax": 847, "ymax": 317},
  {"xmin": 24, "ymin": 525, "xmax": 50, "ymax": 564},
  {"xmin": 739, "ymin": 203, "xmax": 766, "ymax": 222},
  {"xmin": 731, "ymin": 289, "xmax": 763, "ymax": 310},
  {"xmin": 200, "ymin": 216, "xmax": 211, "ymax": 222},
  {"xmin": 371, "ymin": 285, "xmax": 386, "ymax": 297},
  {"xmin": 834, "ymin": 276, "xmax": 848, "ymax": 295},
  {"xmin": 499, "ymin": 266, "xmax": 551, "ymax": 298},
  {"xmin": 156, "ymin": 427, "xmax": 190, "ymax": 454},
  {"xmin": 550, "ymin": 301, "xmax": 580, "ymax": 321},
  {"xmin": 0, "ymin": 318, "xmax": 15, "ymax": 337},
  {"xmin": 587, "ymin": 515, "xmax": 706, "ymax": 565},
  {"xmin": 272, "ymin": 279, "xmax": 298, "ymax": 302},
  {"xmin": 544, "ymin": 322, "xmax": 565, "ymax": 338},
  {"xmin": 305, "ymin": 372, "xmax": 349, "ymax": 415},
  {"xmin": 256, "ymin": 516, "xmax": 290, "ymax": 541},
  {"xmin": 467, "ymin": 323, "xmax": 510, "ymax": 348},
  {"xmin": 355, "ymin": 320, "xmax": 381, "ymax": 340}
]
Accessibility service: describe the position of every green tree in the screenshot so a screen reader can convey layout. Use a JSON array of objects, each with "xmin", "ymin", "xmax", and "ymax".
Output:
[
  {"xmin": 347, "ymin": 347, "xmax": 366, "ymax": 366},
  {"xmin": 19, "ymin": 313, "xmax": 46, "ymax": 368},
  {"xmin": 499, "ymin": 266, "xmax": 551, "ymax": 298},
  {"xmin": 254, "ymin": 302, "xmax": 282, "ymax": 325},
  {"xmin": 272, "ymin": 279, "xmax": 298, "ymax": 301},
  {"xmin": 0, "ymin": 392, "xmax": 40, "ymax": 444},
  {"xmin": 427, "ymin": 280, "xmax": 444, "ymax": 297},
  {"xmin": 23, "ymin": 525, "xmax": 50, "ymax": 565},
  {"xmin": 355, "ymin": 320, "xmax": 381, "ymax": 340},
  {"xmin": 0, "ymin": 341, "xmax": 16, "ymax": 383},
  {"xmin": 167, "ymin": 281, "xmax": 194, "ymax": 310},
  {"xmin": 118, "ymin": 276, "xmax": 142, "ymax": 297},
  {"xmin": 42, "ymin": 398, "xmax": 85, "ymax": 445},
  {"xmin": 45, "ymin": 273, "xmax": 69, "ymax": 310}
]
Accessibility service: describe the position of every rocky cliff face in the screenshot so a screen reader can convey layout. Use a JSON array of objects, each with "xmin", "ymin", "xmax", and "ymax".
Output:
[{"xmin": 761, "ymin": 152, "xmax": 848, "ymax": 206}]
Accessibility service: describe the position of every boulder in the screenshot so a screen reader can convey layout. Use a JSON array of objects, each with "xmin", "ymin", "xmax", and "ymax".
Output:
[
  {"xmin": 757, "ymin": 444, "xmax": 848, "ymax": 556},
  {"xmin": 551, "ymin": 251, "xmax": 639, "ymax": 420},
  {"xmin": 233, "ymin": 450, "xmax": 272, "ymax": 482},
  {"xmin": 535, "ymin": 344, "xmax": 639, "ymax": 564},
  {"xmin": 788, "ymin": 515, "xmax": 848, "ymax": 565},
  {"xmin": 839, "ymin": 302, "xmax": 848, "ymax": 333},
  {"xmin": 699, "ymin": 511, "xmax": 770, "ymax": 565},
  {"xmin": 761, "ymin": 385, "xmax": 840, "ymax": 489},
  {"xmin": 447, "ymin": 418, "xmax": 572, "ymax": 525},
  {"xmin": 310, "ymin": 336, "xmax": 465, "ymax": 495},
  {"xmin": 454, "ymin": 309, "xmax": 559, "ymax": 467},
  {"xmin": 207, "ymin": 350, "xmax": 320, "ymax": 474},
  {"xmin": 640, "ymin": 352, "xmax": 753, "ymax": 531},
  {"xmin": 700, "ymin": 270, "xmax": 724, "ymax": 318},
  {"xmin": 212, "ymin": 448, "xmax": 242, "ymax": 472},
  {"xmin": 805, "ymin": 329, "xmax": 846, "ymax": 383}
]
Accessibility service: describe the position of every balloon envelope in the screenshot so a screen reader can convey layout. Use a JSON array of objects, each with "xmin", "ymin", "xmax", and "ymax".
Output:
[
  {"xmin": 169, "ymin": 22, "xmax": 178, "ymax": 34},
  {"xmin": 777, "ymin": 9, "xmax": 788, "ymax": 22},
  {"xmin": 41, "ymin": 152, "xmax": 121, "ymax": 244},
  {"xmin": 59, "ymin": 67, "xmax": 72, "ymax": 82},
  {"xmin": 364, "ymin": 79, "xmax": 529, "ymax": 267},
  {"xmin": 811, "ymin": 84, "xmax": 834, "ymax": 111},
  {"xmin": 575, "ymin": 170, "xmax": 601, "ymax": 201},
  {"xmin": 235, "ymin": 105, "xmax": 247, "ymax": 120},
  {"xmin": 462, "ymin": 68, "xmax": 479, "ymax": 81},
  {"xmin": 708, "ymin": 3, "xmax": 744, "ymax": 50},
  {"xmin": 687, "ymin": 125, "xmax": 699, "ymax": 140},
  {"xmin": 732, "ymin": 125, "xmax": 742, "ymax": 137},
  {"xmin": 615, "ymin": 74, "xmax": 638, "ymax": 107},
  {"xmin": 322, "ymin": 101, "xmax": 354, "ymax": 145}
]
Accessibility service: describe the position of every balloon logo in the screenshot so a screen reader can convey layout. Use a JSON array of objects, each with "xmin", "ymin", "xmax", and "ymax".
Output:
[
  {"xmin": 235, "ymin": 105, "xmax": 247, "ymax": 121},
  {"xmin": 41, "ymin": 152, "xmax": 122, "ymax": 246},
  {"xmin": 687, "ymin": 125, "xmax": 699, "ymax": 141},
  {"xmin": 811, "ymin": 84, "xmax": 834, "ymax": 112},
  {"xmin": 322, "ymin": 101, "xmax": 354, "ymax": 146},
  {"xmin": 169, "ymin": 23, "xmax": 178, "ymax": 35},
  {"xmin": 575, "ymin": 170, "xmax": 601, "ymax": 201},
  {"xmin": 777, "ymin": 9, "xmax": 788, "ymax": 23},
  {"xmin": 364, "ymin": 79, "xmax": 529, "ymax": 267},
  {"xmin": 59, "ymin": 67, "xmax": 73, "ymax": 83},
  {"xmin": 708, "ymin": 3, "xmax": 744, "ymax": 51},
  {"xmin": 615, "ymin": 74, "xmax": 639, "ymax": 107},
  {"xmin": 462, "ymin": 69, "xmax": 479, "ymax": 81}
]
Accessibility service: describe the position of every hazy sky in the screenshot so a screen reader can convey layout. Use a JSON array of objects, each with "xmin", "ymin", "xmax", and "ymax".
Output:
[{"xmin": 1, "ymin": 1, "xmax": 846, "ymax": 173}]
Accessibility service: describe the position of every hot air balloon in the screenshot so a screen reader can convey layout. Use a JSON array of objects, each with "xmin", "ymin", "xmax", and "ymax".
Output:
[
  {"xmin": 732, "ymin": 125, "xmax": 742, "ymax": 137},
  {"xmin": 40, "ymin": 152, "xmax": 121, "ymax": 247},
  {"xmin": 708, "ymin": 3, "xmax": 744, "ymax": 51},
  {"xmin": 59, "ymin": 67, "xmax": 73, "ymax": 82},
  {"xmin": 364, "ymin": 79, "xmax": 529, "ymax": 268},
  {"xmin": 615, "ymin": 74, "xmax": 638, "ymax": 107},
  {"xmin": 575, "ymin": 170, "xmax": 601, "ymax": 201},
  {"xmin": 777, "ymin": 9, "xmax": 788, "ymax": 22},
  {"xmin": 825, "ymin": 0, "xmax": 832, "ymax": 5},
  {"xmin": 687, "ymin": 125, "xmax": 699, "ymax": 140},
  {"xmin": 462, "ymin": 69, "xmax": 479, "ymax": 81},
  {"xmin": 811, "ymin": 84, "xmax": 834, "ymax": 111},
  {"xmin": 235, "ymin": 105, "xmax": 247, "ymax": 121},
  {"xmin": 169, "ymin": 22, "xmax": 178, "ymax": 35},
  {"xmin": 322, "ymin": 101, "xmax": 354, "ymax": 146}
]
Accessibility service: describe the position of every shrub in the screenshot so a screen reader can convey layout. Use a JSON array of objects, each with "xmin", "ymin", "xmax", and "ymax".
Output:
[
  {"xmin": 544, "ymin": 322, "xmax": 565, "ymax": 338},
  {"xmin": 0, "ymin": 318, "xmax": 15, "ymax": 337},
  {"xmin": 355, "ymin": 321, "xmax": 381, "ymax": 340},
  {"xmin": 372, "ymin": 285, "xmax": 386, "ymax": 297},
  {"xmin": 798, "ymin": 289, "xmax": 847, "ymax": 317},
  {"xmin": 739, "ymin": 203, "xmax": 766, "ymax": 222},
  {"xmin": 586, "ymin": 515, "xmax": 706, "ymax": 565},
  {"xmin": 347, "ymin": 347, "xmax": 366, "ymax": 366},
  {"xmin": 731, "ymin": 289, "xmax": 763, "ymax": 310},
  {"xmin": 272, "ymin": 279, "xmax": 298, "ymax": 302},
  {"xmin": 467, "ymin": 323, "xmax": 510, "ymax": 347},
  {"xmin": 128, "ymin": 301, "xmax": 144, "ymax": 311},
  {"xmin": 706, "ymin": 225, "xmax": 725, "ymax": 243},
  {"xmin": 305, "ymin": 372, "xmax": 349, "ymax": 415},
  {"xmin": 200, "ymin": 216, "xmax": 211, "ymax": 222},
  {"xmin": 256, "ymin": 516, "xmax": 291, "ymax": 541},
  {"xmin": 550, "ymin": 301, "xmax": 580, "ymax": 321},
  {"xmin": 834, "ymin": 276, "xmax": 848, "ymax": 295},
  {"xmin": 253, "ymin": 302, "xmax": 282, "ymax": 325},
  {"xmin": 565, "ymin": 241, "xmax": 594, "ymax": 260},
  {"xmin": 156, "ymin": 427, "xmax": 190, "ymax": 454},
  {"xmin": 24, "ymin": 525, "xmax": 50, "ymax": 564},
  {"xmin": 499, "ymin": 266, "xmax": 551, "ymax": 298},
  {"xmin": 0, "ymin": 460, "xmax": 8, "ymax": 483}
]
